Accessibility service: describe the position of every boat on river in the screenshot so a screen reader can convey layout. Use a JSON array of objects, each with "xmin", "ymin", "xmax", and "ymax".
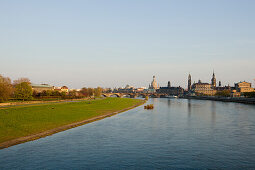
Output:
[{"xmin": 166, "ymin": 95, "xmax": 178, "ymax": 98}]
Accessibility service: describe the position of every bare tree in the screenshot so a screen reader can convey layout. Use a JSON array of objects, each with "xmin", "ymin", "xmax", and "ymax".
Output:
[{"xmin": 13, "ymin": 78, "xmax": 30, "ymax": 86}]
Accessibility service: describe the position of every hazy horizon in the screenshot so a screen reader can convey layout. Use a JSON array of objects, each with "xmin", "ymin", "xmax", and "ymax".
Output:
[{"xmin": 1, "ymin": 0, "xmax": 255, "ymax": 89}]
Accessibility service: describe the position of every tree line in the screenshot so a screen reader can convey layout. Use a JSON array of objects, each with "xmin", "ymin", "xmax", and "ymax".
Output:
[
  {"xmin": 34, "ymin": 87, "xmax": 103, "ymax": 99},
  {"xmin": 0, "ymin": 74, "xmax": 103, "ymax": 102}
]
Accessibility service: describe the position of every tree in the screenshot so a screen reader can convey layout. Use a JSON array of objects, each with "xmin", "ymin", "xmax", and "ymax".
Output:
[
  {"xmin": 94, "ymin": 87, "xmax": 102, "ymax": 97},
  {"xmin": 60, "ymin": 91, "xmax": 67, "ymax": 98},
  {"xmin": 41, "ymin": 90, "xmax": 53, "ymax": 97},
  {"xmin": 14, "ymin": 82, "xmax": 33, "ymax": 101},
  {"xmin": 243, "ymin": 92, "xmax": 255, "ymax": 98},
  {"xmin": 80, "ymin": 87, "xmax": 89, "ymax": 97},
  {"xmin": 52, "ymin": 90, "xmax": 61, "ymax": 96},
  {"xmin": 88, "ymin": 88, "xmax": 94, "ymax": 97},
  {"xmin": 13, "ymin": 78, "xmax": 30, "ymax": 86},
  {"xmin": 0, "ymin": 75, "xmax": 13, "ymax": 102},
  {"xmin": 41, "ymin": 90, "xmax": 47, "ymax": 96},
  {"xmin": 215, "ymin": 90, "xmax": 231, "ymax": 97},
  {"xmin": 32, "ymin": 90, "xmax": 38, "ymax": 97},
  {"xmin": 68, "ymin": 90, "xmax": 77, "ymax": 98}
]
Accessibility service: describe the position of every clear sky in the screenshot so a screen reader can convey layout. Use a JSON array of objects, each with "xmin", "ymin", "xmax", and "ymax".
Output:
[{"xmin": 1, "ymin": 0, "xmax": 255, "ymax": 89}]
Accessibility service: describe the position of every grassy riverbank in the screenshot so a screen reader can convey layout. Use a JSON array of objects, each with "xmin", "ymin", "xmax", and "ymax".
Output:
[{"xmin": 0, "ymin": 98, "xmax": 143, "ymax": 144}]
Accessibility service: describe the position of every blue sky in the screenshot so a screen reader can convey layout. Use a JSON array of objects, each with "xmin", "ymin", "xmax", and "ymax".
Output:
[{"xmin": 1, "ymin": 0, "xmax": 255, "ymax": 88}]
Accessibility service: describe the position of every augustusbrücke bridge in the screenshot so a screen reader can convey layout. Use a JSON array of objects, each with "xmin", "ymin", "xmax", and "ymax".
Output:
[{"xmin": 102, "ymin": 93, "xmax": 168, "ymax": 98}]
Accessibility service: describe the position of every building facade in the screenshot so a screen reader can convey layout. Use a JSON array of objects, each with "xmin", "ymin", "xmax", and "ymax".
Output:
[
  {"xmin": 191, "ymin": 82, "xmax": 217, "ymax": 96},
  {"xmin": 235, "ymin": 81, "xmax": 254, "ymax": 93},
  {"xmin": 31, "ymin": 84, "xmax": 54, "ymax": 93},
  {"xmin": 157, "ymin": 81, "xmax": 184, "ymax": 96},
  {"xmin": 53, "ymin": 86, "xmax": 69, "ymax": 93},
  {"xmin": 188, "ymin": 71, "xmax": 218, "ymax": 96},
  {"xmin": 149, "ymin": 76, "xmax": 158, "ymax": 90}
]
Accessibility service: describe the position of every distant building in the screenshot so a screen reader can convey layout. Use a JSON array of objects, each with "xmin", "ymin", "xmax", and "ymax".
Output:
[
  {"xmin": 125, "ymin": 84, "xmax": 134, "ymax": 89},
  {"xmin": 157, "ymin": 81, "xmax": 184, "ymax": 96},
  {"xmin": 149, "ymin": 76, "xmax": 159, "ymax": 90},
  {"xmin": 54, "ymin": 86, "xmax": 69, "ymax": 93},
  {"xmin": 61, "ymin": 86, "xmax": 69, "ymax": 93},
  {"xmin": 136, "ymin": 87, "xmax": 147, "ymax": 93},
  {"xmin": 216, "ymin": 85, "xmax": 232, "ymax": 92},
  {"xmin": 230, "ymin": 81, "xmax": 254, "ymax": 97},
  {"xmin": 69, "ymin": 89, "xmax": 81, "ymax": 92},
  {"xmin": 188, "ymin": 71, "xmax": 218, "ymax": 96},
  {"xmin": 102, "ymin": 88, "xmax": 112, "ymax": 93},
  {"xmin": 31, "ymin": 84, "xmax": 53, "ymax": 93},
  {"xmin": 191, "ymin": 81, "xmax": 217, "ymax": 96},
  {"xmin": 231, "ymin": 90, "xmax": 241, "ymax": 97},
  {"xmin": 235, "ymin": 81, "xmax": 254, "ymax": 93},
  {"xmin": 116, "ymin": 84, "xmax": 135, "ymax": 93}
]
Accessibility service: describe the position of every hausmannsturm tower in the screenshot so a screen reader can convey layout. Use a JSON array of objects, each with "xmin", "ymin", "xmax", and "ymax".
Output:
[
  {"xmin": 188, "ymin": 73, "xmax": 191, "ymax": 91},
  {"xmin": 211, "ymin": 71, "xmax": 216, "ymax": 88}
]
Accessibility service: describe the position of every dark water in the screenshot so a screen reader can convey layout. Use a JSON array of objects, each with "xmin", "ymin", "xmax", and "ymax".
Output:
[{"xmin": 1, "ymin": 98, "xmax": 255, "ymax": 169}]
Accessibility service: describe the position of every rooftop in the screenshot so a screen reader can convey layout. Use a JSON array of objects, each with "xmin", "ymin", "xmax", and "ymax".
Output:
[{"xmin": 31, "ymin": 84, "xmax": 53, "ymax": 88}]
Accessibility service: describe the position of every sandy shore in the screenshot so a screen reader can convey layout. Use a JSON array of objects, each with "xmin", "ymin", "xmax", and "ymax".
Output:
[{"xmin": 0, "ymin": 100, "xmax": 146, "ymax": 149}]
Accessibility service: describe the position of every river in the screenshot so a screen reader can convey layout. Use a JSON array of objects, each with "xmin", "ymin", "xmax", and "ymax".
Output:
[{"xmin": 1, "ymin": 98, "xmax": 255, "ymax": 169}]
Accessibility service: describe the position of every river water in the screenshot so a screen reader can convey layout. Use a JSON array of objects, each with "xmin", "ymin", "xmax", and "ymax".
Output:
[{"xmin": 1, "ymin": 98, "xmax": 255, "ymax": 169}]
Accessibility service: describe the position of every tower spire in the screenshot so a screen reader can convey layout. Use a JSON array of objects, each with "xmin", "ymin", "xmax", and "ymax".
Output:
[
  {"xmin": 188, "ymin": 73, "xmax": 191, "ymax": 91},
  {"xmin": 211, "ymin": 70, "xmax": 216, "ymax": 88}
]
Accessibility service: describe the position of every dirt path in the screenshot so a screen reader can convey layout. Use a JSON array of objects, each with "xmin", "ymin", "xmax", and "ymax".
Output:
[{"xmin": 0, "ymin": 100, "xmax": 146, "ymax": 149}]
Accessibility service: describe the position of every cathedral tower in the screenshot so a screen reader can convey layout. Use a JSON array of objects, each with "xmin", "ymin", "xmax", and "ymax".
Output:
[{"xmin": 188, "ymin": 73, "xmax": 191, "ymax": 91}]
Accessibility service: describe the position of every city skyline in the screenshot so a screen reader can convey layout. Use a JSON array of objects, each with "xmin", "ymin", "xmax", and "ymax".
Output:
[
  {"xmin": 1, "ymin": 0, "xmax": 255, "ymax": 88},
  {"xmin": 1, "ymin": 71, "xmax": 255, "ymax": 90}
]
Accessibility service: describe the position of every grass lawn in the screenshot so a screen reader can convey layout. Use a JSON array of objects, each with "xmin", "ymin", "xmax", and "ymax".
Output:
[{"xmin": 0, "ymin": 98, "xmax": 143, "ymax": 143}]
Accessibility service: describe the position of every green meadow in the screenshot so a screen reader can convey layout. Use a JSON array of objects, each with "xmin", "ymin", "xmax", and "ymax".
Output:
[{"xmin": 0, "ymin": 98, "xmax": 142, "ymax": 143}]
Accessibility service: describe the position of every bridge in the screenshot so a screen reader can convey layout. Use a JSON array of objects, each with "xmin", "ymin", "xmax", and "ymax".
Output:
[{"xmin": 102, "ymin": 93, "xmax": 168, "ymax": 98}]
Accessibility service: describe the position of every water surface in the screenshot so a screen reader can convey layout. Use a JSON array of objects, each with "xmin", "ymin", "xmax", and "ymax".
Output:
[{"xmin": 1, "ymin": 98, "xmax": 255, "ymax": 169}]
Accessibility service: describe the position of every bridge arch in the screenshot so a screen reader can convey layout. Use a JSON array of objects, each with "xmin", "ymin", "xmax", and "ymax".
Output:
[
  {"xmin": 101, "ymin": 94, "xmax": 108, "ymax": 97},
  {"xmin": 137, "ymin": 94, "xmax": 147, "ymax": 98},
  {"xmin": 122, "ymin": 94, "xmax": 131, "ymax": 98},
  {"xmin": 109, "ymin": 93, "xmax": 121, "ymax": 98},
  {"xmin": 149, "ymin": 94, "xmax": 158, "ymax": 98}
]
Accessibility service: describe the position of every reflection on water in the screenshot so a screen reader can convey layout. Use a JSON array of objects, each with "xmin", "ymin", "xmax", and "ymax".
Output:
[
  {"xmin": 211, "ymin": 101, "xmax": 216, "ymax": 124},
  {"xmin": 188, "ymin": 99, "xmax": 191, "ymax": 116},
  {"xmin": 1, "ymin": 98, "xmax": 255, "ymax": 169}
]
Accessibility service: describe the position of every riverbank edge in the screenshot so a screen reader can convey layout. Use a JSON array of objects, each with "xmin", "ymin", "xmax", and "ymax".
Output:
[
  {"xmin": 183, "ymin": 96, "xmax": 255, "ymax": 104},
  {"xmin": 0, "ymin": 98, "xmax": 93, "ymax": 108},
  {"xmin": 0, "ymin": 99, "xmax": 146, "ymax": 150}
]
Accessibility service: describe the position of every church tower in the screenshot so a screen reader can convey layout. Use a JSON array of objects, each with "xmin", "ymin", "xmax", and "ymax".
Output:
[
  {"xmin": 150, "ymin": 76, "xmax": 158, "ymax": 89},
  {"xmin": 188, "ymin": 73, "xmax": 191, "ymax": 91},
  {"xmin": 168, "ymin": 81, "xmax": 171, "ymax": 88},
  {"xmin": 211, "ymin": 71, "xmax": 216, "ymax": 88}
]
